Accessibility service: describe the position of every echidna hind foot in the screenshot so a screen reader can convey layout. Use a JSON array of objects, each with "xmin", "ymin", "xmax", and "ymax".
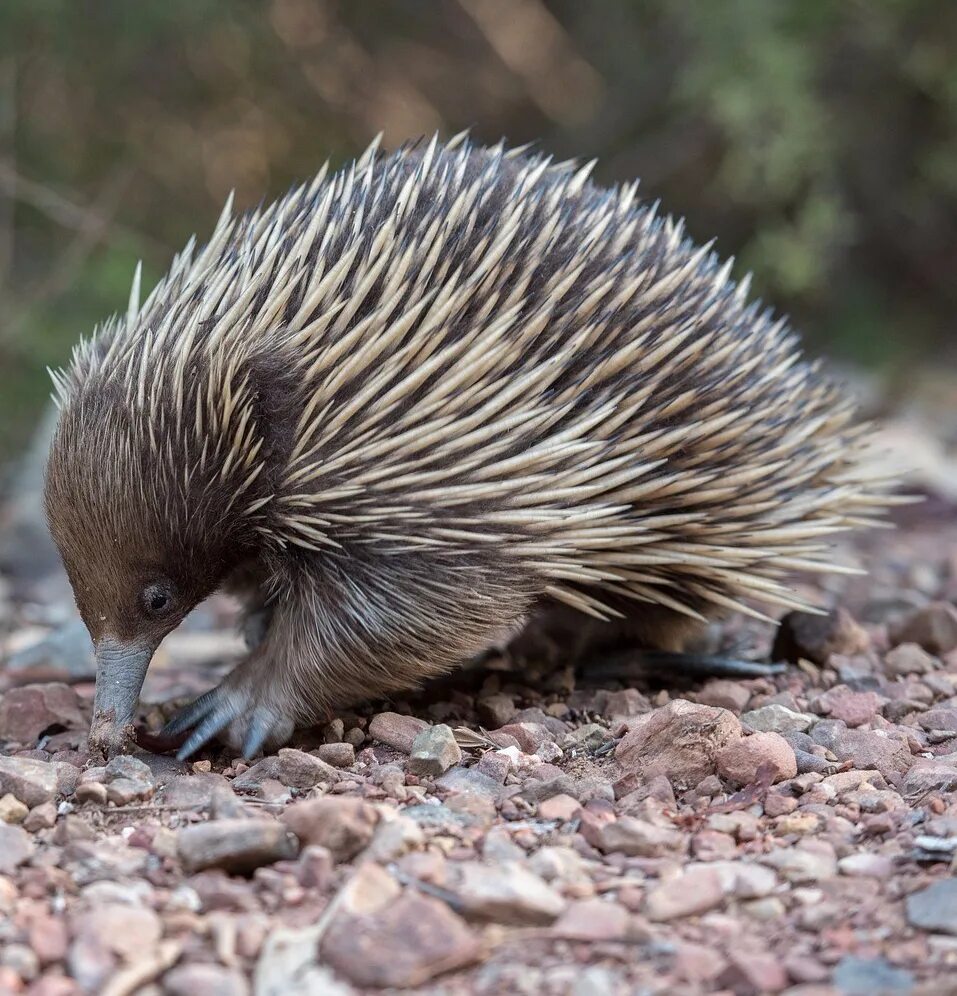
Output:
[
  {"xmin": 510, "ymin": 601, "xmax": 705, "ymax": 663},
  {"xmin": 506, "ymin": 600, "xmax": 783, "ymax": 684}
]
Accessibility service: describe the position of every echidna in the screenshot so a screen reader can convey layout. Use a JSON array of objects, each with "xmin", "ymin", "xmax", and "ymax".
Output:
[{"xmin": 44, "ymin": 134, "xmax": 892, "ymax": 760}]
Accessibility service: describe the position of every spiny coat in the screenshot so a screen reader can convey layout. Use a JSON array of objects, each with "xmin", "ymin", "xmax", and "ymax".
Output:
[{"xmin": 44, "ymin": 134, "xmax": 891, "ymax": 758}]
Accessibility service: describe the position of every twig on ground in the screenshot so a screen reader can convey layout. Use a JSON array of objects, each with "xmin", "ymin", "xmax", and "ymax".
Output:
[{"xmin": 99, "ymin": 940, "xmax": 181, "ymax": 996}]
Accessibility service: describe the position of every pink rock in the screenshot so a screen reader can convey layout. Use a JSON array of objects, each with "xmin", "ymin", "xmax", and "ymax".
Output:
[
  {"xmin": 829, "ymin": 729, "xmax": 912, "ymax": 780},
  {"xmin": 716, "ymin": 732, "xmax": 797, "ymax": 786},
  {"xmin": 368, "ymin": 713, "xmax": 430, "ymax": 753},
  {"xmin": 578, "ymin": 803, "xmax": 619, "ymax": 851},
  {"xmin": 177, "ymin": 818, "xmax": 299, "ymax": 874},
  {"xmin": 696, "ymin": 679, "xmax": 752, "ymax": 713},
  {"xmin": 0, "ymin": 757, "xmax": 61, "ymax": 807},
  {"xmin": 890, "ymin": 602, "xmax": 957, "ymax": 655},
  {"xmin": 762, "ymin": 840, "xmax": 837, "ymax": 882},
  {"xmin": 552, "ymin": 898, "xmax": 630, "ymax": 940},
  {"xmin": 68, "ymin": 931, "xmax": 116, "ymax": 996},
  {"xmin": 645, "ymin": 867, "xmax": 727, "ymax": 921},
  {"xmin": 453, "ymin": 861, "xmax": 566, "ymax": 924},
  {"xmin": 0, "ymin": 683, "xmax": 87, "ymax": 744},
  {"xmin": 24, "ymin": 976, "xmax": 82, "ymax": 996},
  {"xmin": 917, "ymin": 706, "xmax": 957, "ymax": 732},
  {"xmin": 320, "ymin": 890, "xmax": 480, "ymax": 988},
  {"xmin": 537, "ymin": 794, "xmax": 581, "ymax": 822},
  {"xmin": 719, "ymin": 950, "xmax": 789, "ymax": 994},
  {"xmin": 0, "ymin": 825, "xmax": 33, "ymax": 874},
  {"xmin": 615, "ymin": 699, "xmax": 742, "ymax": 792},
  {"xmin": 294, "ymin": 845, "xmax": 334, "ymax": 890},
  {"xmin": 674, "ymin": 942, "xmax": 729, "ymax": 983},
  {"xmin": 838, "ymin": 853, "xmax": 894, "ymax": 877},
  {"xmin": 474, "ymin": 751, "xmax": 510, "ymax": 784},
  {"xmin": 28, "ymin": 914, "xmax": 69, "ymax": 964},
  {"xmin": 276, "ymin": 748, "xmax": 340, "ymax": 789},
  {"xmin": 884, "ymin": 643, "xmax": 937, "ymax": 676},
  {"xmin": 484, "ymin": 731, "xmax": 521, "ymax": 750},
  {"xmin": 691, "ymin": 829, "xmax": 737, "ymax": 860},
  {"xmin": 816, "ymin": 686, "xmax": 883, "ymax": 727},
  {"xmin": 591, "ymin": 816, "xmax": 688, "ymax": 858},
  {"xmin": 901, "ymin": 760, "xmax": 957, "ymax": 797},
  {"xmin": 281, "ymin": 797, "xmax": 379, "ymax": 862},
  {"xmin": 493, "ymin": 722, "xmax": 555, "ymax": 754},
  {"xmin": 763, "ymin": 792, "xmax": 799, "ymax": 817},
  {"xmin": 74, "ymin": 904, "xmax": 161, "ymax": 961}
]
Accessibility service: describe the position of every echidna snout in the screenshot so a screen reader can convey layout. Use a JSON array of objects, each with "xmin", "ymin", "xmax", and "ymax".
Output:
[{"xmin": 43, "ymin": 134, "xmax": 895, "ymax": 759}]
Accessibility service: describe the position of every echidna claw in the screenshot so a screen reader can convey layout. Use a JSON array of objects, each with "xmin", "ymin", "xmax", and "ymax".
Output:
[
  {"xmin": 241, "ymin": 709, "xmax": 277, "ymax": 759},
  {"xmin": 162, "ymin": 689, "xmax": 219, "ymax": 737},
  {"xmin": 163, "ymin": 680, "xmax": 294, "ymax": 761},
  {"xmin": 175, "ymin": 699, "xmax": 240, "ymax": 761}
]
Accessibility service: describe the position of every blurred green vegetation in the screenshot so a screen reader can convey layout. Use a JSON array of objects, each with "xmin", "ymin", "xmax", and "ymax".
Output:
[{"xmin": 1, "ymin": 0, "xmax": 955, "ymax": 470}]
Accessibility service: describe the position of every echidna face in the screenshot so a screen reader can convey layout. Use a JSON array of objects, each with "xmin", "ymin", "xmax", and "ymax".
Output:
[
  {"xmin": 44, "ymin": 388, "xmax": 255, "ymax": 754},
  {"xmin": 45, "ymin": 416, "xmax": 220, "ymax": 646}
]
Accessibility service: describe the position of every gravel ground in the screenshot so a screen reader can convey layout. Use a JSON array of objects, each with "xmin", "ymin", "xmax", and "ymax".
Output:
[{"xmin": 1, "ymin": 405, "xmax": 957, "ymax": 995}]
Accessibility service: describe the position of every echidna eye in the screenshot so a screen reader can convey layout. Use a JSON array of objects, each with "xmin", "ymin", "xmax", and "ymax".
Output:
[{"xmin": 142, "ymin": 582, "xmax": 175, "ymax": 619}]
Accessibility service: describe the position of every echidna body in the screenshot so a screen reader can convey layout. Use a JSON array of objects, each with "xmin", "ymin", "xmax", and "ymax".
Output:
[{"xmin": 45, "ymin": 135, "xmax": 890, "ymax": 759}]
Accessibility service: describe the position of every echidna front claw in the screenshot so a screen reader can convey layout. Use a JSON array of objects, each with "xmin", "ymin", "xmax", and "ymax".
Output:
[
  {"xmin": 241, "ymin": 707, "xmax": 284, "ymax": 759},
  {"xmin": 163, "ymin": 668, "xmax": 295, "ymax": 760},
  {"xmin": 162, "ymin": 688, "xmax": 221, "ymax": 737},
  {"xmin": 174, "ymin": 698, "xmax": 241, "ymax": 761}
]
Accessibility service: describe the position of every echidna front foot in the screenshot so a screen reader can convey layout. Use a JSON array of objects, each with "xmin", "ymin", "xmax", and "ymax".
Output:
[{"xmin": 164, "ymin": 653, "xmax": 295, "ymax": 760}]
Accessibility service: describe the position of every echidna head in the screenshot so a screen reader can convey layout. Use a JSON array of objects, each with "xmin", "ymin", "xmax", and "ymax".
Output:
[{"xmin": 44, "ymin": 378, "xmax": 265, "ymax": 757}]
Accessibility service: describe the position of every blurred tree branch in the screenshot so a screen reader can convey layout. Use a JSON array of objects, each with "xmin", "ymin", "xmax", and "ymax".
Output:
[
  {"xmin": 0, "ymin": 161, "xmax": 162, "ymax": 256},
  {"xmin": 1, "ymin": 164, "xmax": 138, "ymax": 345}
]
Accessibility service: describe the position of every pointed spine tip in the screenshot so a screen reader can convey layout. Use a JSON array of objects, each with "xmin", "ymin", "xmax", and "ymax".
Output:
[{"xmin": 127, "ymin": 260, "xmax": 143, "ymax": 325}]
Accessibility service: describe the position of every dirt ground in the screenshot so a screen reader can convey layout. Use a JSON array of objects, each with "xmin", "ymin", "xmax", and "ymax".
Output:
[{"xmin": 1, "ymin": 384, "xmax": 957, "ymax": 996}]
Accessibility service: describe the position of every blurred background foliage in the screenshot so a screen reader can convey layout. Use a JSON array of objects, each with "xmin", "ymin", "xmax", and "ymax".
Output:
[{"xmin": 1, "ymin": 0, "xmax": 955, "ymax": 472}]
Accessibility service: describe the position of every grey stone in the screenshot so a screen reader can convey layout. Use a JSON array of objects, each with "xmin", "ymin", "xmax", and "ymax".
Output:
[
  {"xmin": 103, "ymin": 754, "xmax": 153, "ymax": 784},
  {"xmin": 906, "ymin": 878, "xmax": 957, "ymax": 935},
  {"xmin": 741, "ymin": 704, "xmax": 816, "ymax": 734},
  {"xmin": 832, "ymin": 956, "xmax": 914, "ymax": 995},
  {"xmin": 571, "ymin": 966, "xmax": 623, "ymax": 996},
  {"xmin": 276, "ymin": 748, "xmax": 340, "ymax": 790},
  {"xmin": 590, "ymin": 816, "xmax": 687, "ymax": 858},
  {"xmin": 453, "ymin": 861, "xmax": 566, "ymax": 924},
  {"xmin": 177, "ymin": 818, "xmax": 299, "ymax": 874},
  {"xmin": 408, "ymin": 724, "xmax": 462, "ymax": 776},
  {"xmin": 435, "ymin": 765, "xmax": 503, "ymax": 800},
  {"xmin": 155, "ymin": 773, "xmax": 234, "ymax": 811}
]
